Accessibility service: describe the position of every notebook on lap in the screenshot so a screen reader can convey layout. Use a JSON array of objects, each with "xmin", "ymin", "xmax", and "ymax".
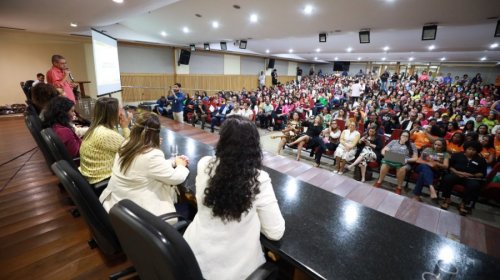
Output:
[{"xmin": 384, "ymin": 150, "xmax": 406, "ymax": 164}]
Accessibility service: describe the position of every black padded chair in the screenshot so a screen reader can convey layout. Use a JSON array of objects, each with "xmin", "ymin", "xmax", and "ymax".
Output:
[
  {"xmin": 41, "ymin": 127, "xmax": 79, "ymax": 169},
  {"xmin": 109, "ymin": 199, "xmax": 278, "ymax": 280},
  {"xmin": 51, "ymin": 160, "xmax": 135, "ymax": 280},
  {"xmin": 41, "ymin": 128, "xmax": 108, "ymax": 196},
  {"xmin": 24, "ymin": 112, "xmax": 55, "ymax": 171}
]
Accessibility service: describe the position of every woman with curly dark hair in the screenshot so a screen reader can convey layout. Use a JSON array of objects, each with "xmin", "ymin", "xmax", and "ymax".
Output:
[
  {"xmin": 42, "ymin": 96, "xmax": 81, "ymax": 157},
  {"xmin": 184, "ymin": 115, "xmax": 285, "ymax": 280}
]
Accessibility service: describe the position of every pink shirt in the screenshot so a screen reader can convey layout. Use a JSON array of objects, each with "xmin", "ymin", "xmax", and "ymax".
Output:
[
  {"xmin": 53, "ymin": 124, "xmax": 81, "ymax": 158},
  {"xmin": 46, "ymin": 66, "xmax": 76, "ymax": 103}
]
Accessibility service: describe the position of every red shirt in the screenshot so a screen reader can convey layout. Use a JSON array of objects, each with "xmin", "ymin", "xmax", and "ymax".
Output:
[
  {"xmin": 53, "ymin": 124, "xmax": 81, "ymax": 158},
  {"xmin": 46, "ymin": 66, "xmax": 75, "ymax": 103}
]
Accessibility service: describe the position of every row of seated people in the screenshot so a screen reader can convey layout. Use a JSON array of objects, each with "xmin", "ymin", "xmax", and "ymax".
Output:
[
  {"xmin": 29, "ymin": 82, "xmax": 283, "ymax": 279},
  {"xmin": 274, "ymin": 112, "xmax": 496, "ymax": 216}
]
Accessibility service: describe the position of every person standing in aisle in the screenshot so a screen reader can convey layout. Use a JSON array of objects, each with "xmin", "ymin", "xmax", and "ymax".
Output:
[{"xmin": 167, "ymin": 83, "xmax": 186, "ymax": 123}]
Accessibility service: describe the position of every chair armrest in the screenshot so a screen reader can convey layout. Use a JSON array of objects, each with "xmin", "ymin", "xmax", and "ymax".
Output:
[
  {"xmin": 245, "ymin": 262, "xmax": 278, "ymax": 280},
  {"xmin": 158, "ymin": 212, "xmax": 190, "ymax": 233}
]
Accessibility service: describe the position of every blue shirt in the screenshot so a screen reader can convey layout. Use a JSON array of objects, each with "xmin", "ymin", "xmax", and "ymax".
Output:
[{"xmin": 168, "ymin": 91, "xmax": 186, "ymax": 112}]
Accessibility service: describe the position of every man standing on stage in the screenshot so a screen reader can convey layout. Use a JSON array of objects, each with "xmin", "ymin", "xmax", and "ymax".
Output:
[{"xmin": 46, "ymin": 54, "xmax": 77, "ymax": 103}]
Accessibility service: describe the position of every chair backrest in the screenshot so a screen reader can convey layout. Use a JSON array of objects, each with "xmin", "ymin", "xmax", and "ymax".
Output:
[
  {"xmin": 21, "ymin": 80, "xmax": 34, "ymax": 101},
  {"xmin": 109, "ymin": 199, "xmax": 204, "ymax": 280},
  {"xmin": 51, "ymin": 160, "xmax": 121, "ymax": 255},
  {"xmin": 41, "ymin": 128, "xmax": 78, "ymax": 170},
  {"xmin": 24, "ymin": 112, "xmax": 55, "ymax": 170},
  {"xmin": 336, "ymin": 119, "xmax": 346, "ymax": 131},
  {"xmin": 390, "ymin": 128, "xmax": 403, "ymax": 141}
]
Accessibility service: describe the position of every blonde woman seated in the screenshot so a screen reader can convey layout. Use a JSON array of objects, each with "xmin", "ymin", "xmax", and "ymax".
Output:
[
  {"xmin": 373, "ymin": 130, "xmax": 418, "ymax": 194},
  {"xmin": 333, "ymin": 122, "xmax": 361, "ymax": 174},
  {"xmin": 346, "ymin": 125, "xmax": 383, "ymax": 182},
  {"xmin": 276, "ymin": 112, "xmax": 302, "ymax": 154},
  {"xmin": 183, "ymin": 115, "xmax": 285, "ymax": 280},
  {"xmin": 80, "ymin": 97, "xmax": 132, "ymax": 185},
  {"xmin": 99, "ymin": 112, "xmax": 190, "ymax": 220}
]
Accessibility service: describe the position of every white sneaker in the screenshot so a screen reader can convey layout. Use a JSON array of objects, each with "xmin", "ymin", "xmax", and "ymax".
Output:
[
  {"xmin": 333, "ymin": 170, "xmax": 338, "ymax": 174},
  {"xmin": 338, "ymin": 171, "xmax": 344, "ymax": 175}
]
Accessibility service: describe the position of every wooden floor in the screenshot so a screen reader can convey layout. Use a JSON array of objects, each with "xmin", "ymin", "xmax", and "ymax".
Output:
[
  {"xmin": 0, "ymin": 116, "xmax": 134, "ymax": 280},
  {"xmin": 0, "ymin": 115, "xmax": 498, "ymax": 280}
]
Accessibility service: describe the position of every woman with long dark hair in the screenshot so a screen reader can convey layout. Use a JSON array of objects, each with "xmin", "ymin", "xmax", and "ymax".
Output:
[
  {"xmin": 100, "ymin": 112, "xmax": 189, "ymax": 217},
  {"xmin": 413, "ymin": 138, "xmax": 449, "ymax": 201},
  {"xmin": 184, "ymin": 115, "xmax": 285, "ymax": 280},
  {"xmin": 43, "ymin": 96, "xmax": 81, "ymax": 157},
  {"xmin": 373, "ymin": 130, "xmax": 418, "ymax": 194}
]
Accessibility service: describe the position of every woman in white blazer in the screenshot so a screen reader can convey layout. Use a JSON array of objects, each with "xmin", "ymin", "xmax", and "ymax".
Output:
[
  {"xmin": 183, "ymin": 115, "xmax": 285, "ymax": 280},
  {"xmin": 99, "ymin": 112, "xmax": 189, "ymax": 218}
]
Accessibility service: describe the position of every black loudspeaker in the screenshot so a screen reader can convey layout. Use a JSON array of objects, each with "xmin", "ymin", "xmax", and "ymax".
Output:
[
  {"xmin": 267, "ymin": 59, "xmax": 275, "ymax": 69},
  {"xmin": 178, "ymin": 49, "xmax": 191, "ymax": 65}
]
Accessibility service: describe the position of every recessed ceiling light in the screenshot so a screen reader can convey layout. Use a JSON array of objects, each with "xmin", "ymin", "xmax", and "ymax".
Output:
[
  {"xmin": 250, "ymin": 14, "xmax": 258, "ymax": 23},
  {"xmin": 315, "ymin": 48, "xmax": 321, "ymax": 52},
  {"xmin": 160, "ymin": 31, "xmax": 167, "ymax": 37},
  {"xmin": 212, "ymin": 21, "xmax": 219, "ymax": 28},
  {"xmin": 113, "ymin": 0, "xmax": 123, "ymax": 3},
  {"xmin": 428, "ymin": 45, "xmax": 435, "ymax": 50},
  {"xmin": 357, "ymin": 57, "xmax": 362, "ymax": 61},
  {"xmin": 314, "ymin": 57, "xmax": 318, "ymax": 60},
  {"xmin": 70, "ymin": 23, "xmax": 78, "ymax": 28},
  {"xmin": 480, "ymin": 57, "xmax": 487, "ymax": 61},
  {"xmin": 490, "ymin": 43, "xmax": 498, "ymax": 49},
  {"xmin": 409, "ymin": 57, "xmax": 414, "ymax": 61},
  {"xmin": 383, "ymin": 46, "xmax": 390, "ymax": 51},
  {"xmin": 440, "ymin": 57, "xmax": 446, "ymax": 61},
  {"xmin": 381, "ymin": 57, "xmax": 386, "ymax": 61},
  {"xmin": 346, "ymin": 47, "xmax": 352, "ymax": 52},
  {"xmin": 182, "ymin": 27, "xmax": 190, "ymax": 33},
  {"xmin": 289, "ymin": 49, "xmax": 293, "ymax": 53},
  {"xmin": 334, "ymin": 57, "xmax": 338, "ymax": 60},
  {"xmin": 304, "ymin": 5, "xmax": 313, "ymax": 15},
  {"xmin": 265, "ymin": 49, "xmax": 270, "ymax": 53}
]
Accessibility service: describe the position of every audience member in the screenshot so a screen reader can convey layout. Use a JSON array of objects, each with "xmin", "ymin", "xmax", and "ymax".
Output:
[
  {"xmin": 333, "ymin": 122, "xmax": 360, "ymax": 174},
  {"xmin": 31, "ymin": 83, "xmax": 60, "ymax": 116},
  {"xmin": 32, "ymin": 73, "xmax": 45, "ymax": 87},
  {"xmin": 167, "ymin": 83, "xmax": 186, "ymax": 123},
  {"xmin": 413, "ymin": 138, "xmax": 449, "ymax": 201},
  {"xmin": 347, "ymin": 125, "xmax": 382, "ymax": 182}
]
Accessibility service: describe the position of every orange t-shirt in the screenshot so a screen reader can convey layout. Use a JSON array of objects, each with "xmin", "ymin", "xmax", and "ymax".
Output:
[
  {"xmin": 446, "ymin": 141, "xmax": 464, "ymax": 154},
  {"xmin": 495, "ymin": 138, "xmax": 500, "ymax": 159},
  {"xmin": 480, "ymin": 147, "xmax": 496, "ymax": 164},
  {"xmin": 411, "ymin": 131, "xmax": 431, "ymax": 149}
]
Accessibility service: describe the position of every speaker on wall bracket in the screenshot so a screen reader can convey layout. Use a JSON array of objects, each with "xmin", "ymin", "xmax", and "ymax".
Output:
[{"xmin": 178, "ymin": 49, "xmax": 191, "ymax": 65}]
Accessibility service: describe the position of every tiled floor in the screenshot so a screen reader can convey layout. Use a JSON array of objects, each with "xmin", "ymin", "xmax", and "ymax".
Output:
[{"xmin": 159, "ymin": 117, "xmax": 500, "ymax": 260}]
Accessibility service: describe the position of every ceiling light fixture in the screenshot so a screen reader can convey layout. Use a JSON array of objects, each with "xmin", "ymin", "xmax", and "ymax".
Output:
[
  {"xmin": 265, "ymin": 49, "xmax": 270, "ymax": 53},
  {"xmin": 314, "ymin": 57, "xmax": 318, "ymax": 60},
  {"xmin": 381, "ymin": 57, "xmax": 386, "ymax": 61},
  {"xmin": 359, "ymin": 30, "xmax": 370, "ymax": 44},
  {"xmin": 220, "ymin": 42, "xmax": 227, "ymax": 50},
  {"xmin": 428, "ymin": 45, "xmax": 435, "ymax": 50},
  {"xmin": 422, "ymin": 24, "xmax": 437, "ymax": 40},
  {"xmin": 316, "ymin": 48, "xmax": 321, "ymax": 52},
  {"xmin": 182, "ymin": 27, "xmax": 190, "ymax": 33},
  {"xmin": 480, "ymin": 57, "xmax": 487, "ymax": 61},
  {"xmin": 319, "ymin": 33, "xmax": 327, "ymax": 43},
  {"xmin": 113, "ymin": 0, "xmax": 124, "ymax": 3},
  {"xmin": 239, "ymin": 40, "xmax": 247, "ymax": 49},
  {"xmin": 160, "ymin": 31, "xmax": 167, "ymax": 37},
  {"xmin": 357, "ymin": 57, "xmax": 362, "ymax": 61},
  {"xmin": 334, "ymin": 57, "xmax": 339, "ymax": 60},
  {"xmin": 490, "ymin": 43, "xmax": 498, "ymax": 48},
  {"xmin": 70, "ymin": 23, "xmax": 78, "ymax": 28},
  {"xmin": 250, "ymin": 14, "xmax": 258, "ymax": 23},
  {"xmin": 440, "ymin": 57, "xmax": 446, "ymax": 61},
  {"xmin": 409, "ymin": 57, "xmax": 414, "ymax": 61},
  {"xmin": 304, "ymin": 5, "xmax": 313, "ymax": 15},
  {"xmin": 212, "ymin": 21, "xmax": 219, "ymax": 28},
  {"xmin": 346, "ymin": 47, "xmax": 352, "ymax": 52},
  {"xmin": 383, "ymin": 46, "xmax": 390, "ymax": 51},
  {"xmin": 289, "ymin": 49, "xmax": 294, "ymax": 53}
]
